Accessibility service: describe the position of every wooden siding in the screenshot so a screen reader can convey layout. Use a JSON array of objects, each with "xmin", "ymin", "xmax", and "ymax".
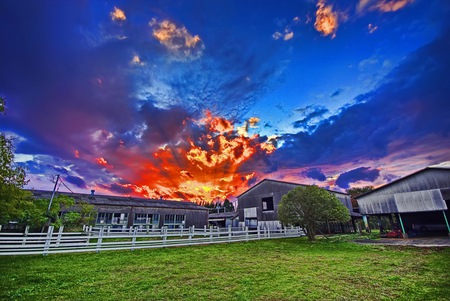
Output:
[
  {"xmin": 238, "ymin": 179, "xmax": 352, "ymax": 223},
  {"xmin": 357, "ymin": 169, "xmax": 450, "ymax": 215}
]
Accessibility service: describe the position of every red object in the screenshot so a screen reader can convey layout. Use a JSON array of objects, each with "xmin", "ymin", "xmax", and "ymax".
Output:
[{"xmin": 386, "ymin": 229, "xmax": 403, "ymax": 238}]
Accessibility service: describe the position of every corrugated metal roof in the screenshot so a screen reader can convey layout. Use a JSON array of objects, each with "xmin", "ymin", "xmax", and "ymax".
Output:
[{"xmin": 358, "ymin": 189, "xmax": 447, "ymax": 214}]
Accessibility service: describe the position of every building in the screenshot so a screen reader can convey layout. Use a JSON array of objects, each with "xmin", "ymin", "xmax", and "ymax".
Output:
[
  {"xmin": 355, "ymin": 163, "xmax": 450, "ymax": 236},
  {"xmin": 237, "ymin": 179, "xmax": 357, "ymax": 232},
  {"xmin": 30, "ymin": 190, "xmax": 208, "ymax": 229},
  {"xmin": 208, "ymin": 212, "xmax": 239, "ymax": 228}
]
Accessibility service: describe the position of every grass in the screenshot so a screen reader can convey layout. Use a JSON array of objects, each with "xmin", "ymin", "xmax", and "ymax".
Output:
[{"xmin": 0, "ymin": 236, "xmax": 449, "ymax": 301}]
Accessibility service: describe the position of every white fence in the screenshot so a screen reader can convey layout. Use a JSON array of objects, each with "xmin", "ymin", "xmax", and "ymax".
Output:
[{"xmin": 0, "ymin": 225, "xmax": 304, "ymax": 256}]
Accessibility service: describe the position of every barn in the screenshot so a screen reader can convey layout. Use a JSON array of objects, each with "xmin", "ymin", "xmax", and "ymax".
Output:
[
  {"xmin": 30, "ymin": 190, "xmax": 209, "ymax": 229},
  {"xmin": 237, "ymin": 179, "xmax": 357, "ymax": 232},
  {"xmin": 355, "ymin": 163, "xmax": 450, "ymax": 237}
]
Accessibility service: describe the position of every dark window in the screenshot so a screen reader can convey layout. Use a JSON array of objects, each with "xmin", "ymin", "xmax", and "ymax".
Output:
[{"xmin": 262, "ymin": 196, "xmax": 274, "ymax": 211}]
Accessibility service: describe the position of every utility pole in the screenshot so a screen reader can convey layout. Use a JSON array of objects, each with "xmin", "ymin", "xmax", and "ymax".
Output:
[{"xmin": 41, "ymin": 175, "xmax": 60, "ymax": 232}]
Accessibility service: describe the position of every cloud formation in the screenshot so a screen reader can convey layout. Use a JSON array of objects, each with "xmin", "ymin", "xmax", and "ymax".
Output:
[
  {"xmin": 335, "ymin": 167, "xmax": 380, "ymax": 189},
  {"xmin": 314, "ymin": 0, "xmax": 339, "ymax": 38},
  {"xmin": 149, "ymin": 18, "xmax": 204, "ymax": 61},
  {"xmin": 358, "ymin": 0, "xmax": 414, "ymax": 13}
]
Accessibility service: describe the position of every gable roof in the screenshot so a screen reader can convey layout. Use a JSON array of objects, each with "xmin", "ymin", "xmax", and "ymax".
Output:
[
  {"xmin": 238, "ymin": 178, "xmax": 348, "ymax": 199},
  {"xmin": 354, "ymin": 163, "xmax": 450, "ymax": 199}
]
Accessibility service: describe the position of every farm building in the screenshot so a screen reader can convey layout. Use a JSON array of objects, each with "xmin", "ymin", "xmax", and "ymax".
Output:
[
  {"xmin": 208, "ymin": 212, "xmax": 239, "ymax": 228},
  {"xmin": 355, "ymin": 163, "xmax": 450, "ymax": 237},
  {"xmin": 29, "ymin": 190, "xmax": 208, "ymax": 229},
  {"xmin": 237, "ymin": 179, "xmax": 358, "ymax": 232}
]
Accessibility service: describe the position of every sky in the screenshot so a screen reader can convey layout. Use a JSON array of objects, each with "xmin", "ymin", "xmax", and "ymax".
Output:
[{"xmin": 1, "ymin": 0, "xmax": 449, "ymax": 203}]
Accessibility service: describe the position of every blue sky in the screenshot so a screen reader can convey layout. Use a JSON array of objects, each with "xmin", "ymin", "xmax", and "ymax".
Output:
[{"xmin": 1, "ymin": 0, "xmax": 449, "ymax": 201}]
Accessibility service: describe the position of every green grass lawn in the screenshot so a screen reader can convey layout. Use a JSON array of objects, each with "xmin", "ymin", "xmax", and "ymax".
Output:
[{"xmin": 1, "ymin": 237, "xmax": 449, "ymax": 301}]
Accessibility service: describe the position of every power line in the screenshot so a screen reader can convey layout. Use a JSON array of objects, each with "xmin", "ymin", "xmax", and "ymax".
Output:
[{"xmin": 59, "ymin": 177, "xmax": 75, "ymax": 194}]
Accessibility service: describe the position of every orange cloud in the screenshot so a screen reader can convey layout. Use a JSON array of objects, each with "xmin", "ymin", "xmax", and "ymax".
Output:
[
  {"xmin": 111, "ymin": 7, "xmax": 126, "ymax": 22},
  {"xmin": 373, "ymin": 0, "xmax": 413, "ymax": 12},
  {"xmin": 101, "ymin": 112, "xmax": 276, "ymax": 203},
  {"xmin": 149, "ymin": 18, "xmax": 204, "ymax": 60},
  {"xmin": 314, "ymin": 0, "xmax": 339, "ymax": 38},
  {"xmin": 358, "ymin": 0, "xmax": 414, "ymax": 13}
]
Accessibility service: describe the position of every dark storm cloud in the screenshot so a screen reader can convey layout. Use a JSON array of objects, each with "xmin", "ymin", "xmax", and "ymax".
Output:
[
  {"xmin": 293, "ymin": 105, "xmax": 329, "ymax": 129},
  {"xmin": 273, "ymin": 27, "xmax": 450, "ymax": 168},
  {"xmin": 65, "ymin": 176, "xmax": 87, "ymax": 189},
  {"xmin": 302, "ymin": 168, "xmax": 326, "ymax": 181},
  {"xmin": 335, "ymin": 167, "xmax": 380, "ymax": 189}
]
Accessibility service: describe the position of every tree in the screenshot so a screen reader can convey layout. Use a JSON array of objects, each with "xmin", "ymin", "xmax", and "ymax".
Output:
[
  {"xmin": 222, "ymin": 199, "xmax": 235, "ymax": 212},
  {"xmin": 278, "ymin": 185, "xmax": 350, "ymax": 241},
  {"xmin": 0, "ymin": 97, "xmax": 34, "ymax": 226},
  {"xmin": 346, "ymin": 186, "xmax": 373, "ymax": 209}
]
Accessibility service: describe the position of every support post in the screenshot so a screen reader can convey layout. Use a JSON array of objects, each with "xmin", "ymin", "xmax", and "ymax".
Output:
[
  {"xmin": 442, "ymin": 211, "xmax": 450, "ymax": 236},
  {"xmin": 398, "ymin": 213, "xmax": 408, "ymax": 238}
]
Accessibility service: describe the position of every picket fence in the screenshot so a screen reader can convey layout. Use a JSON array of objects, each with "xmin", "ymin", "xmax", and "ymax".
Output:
[{"xmin": 0, "ymin": 225, "xmax": 304, "ymax": 256}]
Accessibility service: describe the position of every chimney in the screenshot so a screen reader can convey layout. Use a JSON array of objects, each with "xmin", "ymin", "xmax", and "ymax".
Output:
[{"xmin": 90, "ymin": 190, "xmax": 95, "ymax": 196}]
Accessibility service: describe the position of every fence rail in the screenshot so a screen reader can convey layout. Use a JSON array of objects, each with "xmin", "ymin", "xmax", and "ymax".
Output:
[{"xmin": 0, "ymin": 225, "xmax": 304, "ymax": 256}]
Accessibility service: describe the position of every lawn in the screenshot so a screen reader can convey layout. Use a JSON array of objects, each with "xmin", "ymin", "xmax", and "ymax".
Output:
[{"xmin": 1, "ymin": 236, "xmax": 449, "ymax": 301}]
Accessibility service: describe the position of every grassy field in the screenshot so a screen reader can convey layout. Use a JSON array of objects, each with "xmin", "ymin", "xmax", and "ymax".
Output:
[{"xmin": 1, "ymin": 236, "xmax": 449, "ymax": 301}]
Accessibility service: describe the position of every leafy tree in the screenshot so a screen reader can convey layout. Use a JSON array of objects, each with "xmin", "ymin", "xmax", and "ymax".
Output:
[
  {"xmin": 0, "ymin": 97, "xmax": 34, "ymax": 226},
  {"xmin": 222, "ymin": 199, "xmax": 235, "ymax": 212},
  {"xmin": 278, "ymin": 185, "xmax": 350, "ymax": 241},
  {"xmin": 346, "ymin": 186, "xmax": 373, "ymax": 209}
]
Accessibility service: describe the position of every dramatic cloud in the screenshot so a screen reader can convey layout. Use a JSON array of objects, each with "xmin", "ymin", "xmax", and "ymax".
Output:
[
  {"xmin": 303, "ymin": 168, "xmax": 327, "ymax": 182},
  {"xmin": 65, "ymin": 176, "xmax": 87, "ymax": 189},
  {"xmin": 149, "ymin": 18, "xmax": 204, "ymax": 61},
  {"xmin": 335, "ymin": 167, "xmax": 380, "ymax": 189},
  {"xmin": 314, "ymin": 0, "xmax": 339, "ymax": 38},
  {"xmin": 273, "ymin": 27, "xmax": 450, "ymax": 171}
]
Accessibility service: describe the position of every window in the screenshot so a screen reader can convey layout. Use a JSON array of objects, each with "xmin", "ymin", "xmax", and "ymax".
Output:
[
  {"xmin": 262, "ymin": 197, "xmax": 274, "ymax": 211},
  {"xmin": 134, "ymin": 214, "xmax": 148, "ymax": 224},
  {"xmin": 96, "ymin": 212, "xmax": 112, "ymax": 224},
  {"xmin": 164, "ymin": 214, "xmax": 185, "ymax": 229}
]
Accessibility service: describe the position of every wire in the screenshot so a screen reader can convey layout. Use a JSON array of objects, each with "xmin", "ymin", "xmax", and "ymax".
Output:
[{"xmin": 59, "ymin": 177, "xmax": 75, "ymax": 194}]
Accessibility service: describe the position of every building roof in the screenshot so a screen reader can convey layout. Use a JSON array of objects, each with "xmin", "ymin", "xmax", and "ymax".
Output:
[
  {"xmin": 28, "ymin": 190, "xmax": 208, "ymax": 211},
  {"xmin": 354, "ymin": 163, "xmax": 450, "ymax": 200},
  {"xmin": 208, "ymin": 212, "xmax": 239, "ymax": 219},
  {"xmin": 238, "ymin": 178, "xmax": 348, "ymax": 198}
]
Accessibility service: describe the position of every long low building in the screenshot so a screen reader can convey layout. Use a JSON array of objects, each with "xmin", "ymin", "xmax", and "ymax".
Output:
[
  {"xmin": 30, "ymin": 190, "xmax": 208, "ymax": 229},
  {"xmin": 355, "ymin": 163, "xmax": 450, "ymax": 236}
]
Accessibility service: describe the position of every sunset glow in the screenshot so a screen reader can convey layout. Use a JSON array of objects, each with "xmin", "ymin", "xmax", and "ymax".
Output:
[{"xmin": 1, "ymin": 1, "xmax": 449, "ymax": 203}]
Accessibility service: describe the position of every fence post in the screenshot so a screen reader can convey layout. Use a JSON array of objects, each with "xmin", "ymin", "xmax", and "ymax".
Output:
[
  {"xmin": 106, "ymin": 226, "xmax": 110, "ymax": 236},
  {"xmin": 204, "ymin": 225, "xmax": 207, "ymax": 237},
  {"xmin": 131, "ymin": 227, "xmax": 137, "ymax": 251},
  {"xmin": 228, "ymin": 225, "xmax": 232, "ymax": 241},
  {"xmin": 267, "ymin": 227, "xmax": 271, "ymax": 238},
  {"xmin": 189, "ymin": 226, "xmax": 194, "ymax": 244},
  {"xmin": 43, "ymin": 226, "xmax": 54, "ymax": 256},
  {"xmin": 96, "ymin": 227, "xmax": 104, "ymax": 253},
  {"xmin": 210, "ymin": 226, "xmax": 213, "ymax": 242},
  {"xmin": 56, "ymin": 226, "xmax": 64, "ymax": 246},
  {"xmin": 257, "ymin": 225, "xmax": 260, "ymax": 239},
  {"xmin": 163, "ymin": 227, "xmax": 167, "ymax": 246},
  {"xmin": 22, "ymin": 226, "xmax": 30, "ymax": 245},
  {"xmin": 180, "ymin": 225, "xmax": 184, "ymax": 237},
  {"xmin": 245, "ymin": 226, "xmax": 249, "ymax": 241},
  {"xmin": 146, "ymin": 224, "xmax": 150, "ymax": 235}
]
